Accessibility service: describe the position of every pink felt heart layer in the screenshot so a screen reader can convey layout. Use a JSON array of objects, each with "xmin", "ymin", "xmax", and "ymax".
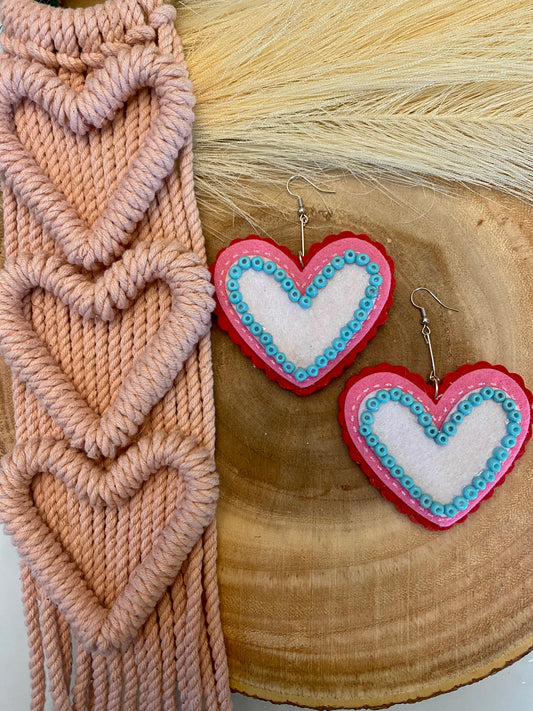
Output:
[
  {"xmin": 339, "ymin": 363, "xmax": 532, "ymax": 530},
  {"xmin": 212, "ymin": 233, "xmax": 395, "ymax": 394}
]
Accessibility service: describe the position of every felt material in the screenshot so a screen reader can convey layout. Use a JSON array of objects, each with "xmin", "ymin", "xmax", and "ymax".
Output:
[
  {"xmin": 339, "ymin": 363, "xmax": 533, "ymax": 530},
  {"xmin": 212, "ymin": 232, "xmax": 395, "ymax": 394}
]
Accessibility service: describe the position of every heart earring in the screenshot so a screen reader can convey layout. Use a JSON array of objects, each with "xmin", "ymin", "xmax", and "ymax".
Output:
[
  {"xmin": 211, "ymin": 176, "xmax": 395, "ymax": 395},
  {"xmin": 339, "ymin": 287, "xmax": 532, "ymax": 530}
]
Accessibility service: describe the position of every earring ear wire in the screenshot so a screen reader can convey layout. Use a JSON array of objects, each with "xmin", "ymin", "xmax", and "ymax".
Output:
[{"xmin": 286, "ymin": 175, "xmax": 335, "ymax": 268}]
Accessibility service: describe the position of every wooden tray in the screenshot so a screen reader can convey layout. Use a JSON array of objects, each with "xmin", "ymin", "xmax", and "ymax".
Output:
[{"xmin": 201, "ymin": 179, "xmax": 533, "ymax": 708}]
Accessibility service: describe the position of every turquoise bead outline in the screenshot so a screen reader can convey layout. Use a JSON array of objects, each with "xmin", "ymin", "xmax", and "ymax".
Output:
[
  {"xmin": 359, "ymin": 387, "xmax": 522, "ymax": 518},
  {"xmin": 226, "ymin": 250, "xmax": 382, "ymax": 382}
]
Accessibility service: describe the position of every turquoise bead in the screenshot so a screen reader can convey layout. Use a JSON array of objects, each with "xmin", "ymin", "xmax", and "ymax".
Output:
[
  {"xmin": 322, "ymin": 264, "xmax": 335, "ymax": 279},
  {"xmin": 391, "ymin": 465, "xmax": 404, "ymax": 479},
  {"xmin": 365, "ymin": 285, "xmax": 378, "ymax": 299},
  {"xmin": 493, "ymin": 446, "xmax": 508, "ymax": 461},
  {"xmin": 314, "ymin": 274, "xmax": 327, "ymax": 288},
  {"xmin": 315, "ymin": 355, "xmax": 328, "ymax": 368},
  {"xmin": 383, "ymin": 455, "xmax": 396, "ymax": 468},
  {"xmin": 341, "ymin": 326, "xmax": 352, "ymax": 340},
  {"xmin": 348, "ymin": 319, "xmax": 361, "ymax": 332},
  {"xmin": 355, "ymin": 252, "xmax": 370, "ymax": 265},
  {"xmin": 451, "ymin": 411, "xmax": 464, "ymax": 425},
  {"xmin": 443, "ymin": 422, "xmax": 457, "ymax": 436},
  {"xmin": 274, "ymin": 268, "xmax": 286, "ymax": 281},
  {"xmin": 307, "ymin": 364, "xmax": 319, "ymax": 378},
  {"xmin": 487, "ymin": 457, "xmax": 501, "ymax": 472},
  {"xmin": 418, "ymin": 412, "xmax": 432, "ymax": 427},
  {"xmin": 445, "ymin": 504, "xmax": 458, "ymax": 518},
  {"xmin": 229, "ymin": 265, "xmax": 242, "ymax": 278},
  {"xmin": 331, "ymin": 256, "xmax": 345, "ymax": 269},
  {"xmin": 300, "ymin": 295, "xmax": 312, "ymax": 309},
  {"xmin": 227, "ymin": 279, "xmax": 239, "ymax": 291},
  {"xmin": 361, "ymin": 411, "xmax": 374, "ymax": 425},
  {"xmin": 424, "ymin": 425, "xmax": 438, "ymax": 438},
  {"xmin": 377, "ymin": 389, "xmax": 390, "ymax": 402},
  {"xmin": 410, "ymin": 401, "xmax": 424, "ymax": 415},
  {"xmin": 275, "ymin": 351, "xmax": 286, "ymax": 364},
  {"xmin": 238, "ymin": 256, "xmax": 251, "ymax": 269},
  {"xmin": 236, "ymin": 301, "xmax": 248, "ymax": 314},
  {"xmin": 453, "ymin": 496, "xmax": 469, "ymax": 511},
  {"xmin": 473, "ymin": 476, "xmax": 487, "ymax": 491},
  {"xmin": 503, "ymin": 398, "xmax": 516, "ymax": 412},
  {"xmin": 420, "ymin": 494, "xmax": 433, "ymax": 509},
  {"xmin": 400, "ymin": 393, "xmax": 414, "ymax": 406},
  {"xmin": 410, "ymin": 486, "xmax": 422, "ymax": 499},
  {"xmin": 289, "ymin": 288, "xmax": 300, "ymax": 302},
  {"xmin": 306, "ymin": 284, "xmax": 318, "ymax": 298},
  {"xmin": 359, "ymin": 297, "xmax": 374, "ymax": 311},
  {"xmin": 366, "ymin": 434, "xmax": 379, "ymax": 447},
  {"xmin": 481, "ymin": 386, "xmax": 494, "ymax": 399},
  {"xmin": 509, "ymin": 410, "xmax": 522, "ymax": 422},
  {"xmin": 251, "ymin": 256, "xmax": 263, "ymax": 270},
  {"xmin": 250, "ymin": 322, "xmax": 263, "ymax": 336},
  {"xmin": 369, "ymin": 274, "xmax": 383, "ymax": 286},
  {"xmin": 430, "ymin": 502, "xmax": 445, "ymax": 516},
  {"xmin": 468, "ymin": 393, "xmax": 483, "ymax": 406},
  {"xmin": 283, "ymin": 361, "xmax": 295, "ymax": 374},
  {"xmin": 366, "ymin": 262, "xmax": 379, "ymax": 274},
  {"xmin": 463, "ymin": 485, "xmax": 478, "ymax": 501},
  {"xmin": 501, "ymin": 435, "xmax": 516, "ymax": 449},
  {"xmin": 344, "ymin": 249, "xmax": 356, "ymax": 263},
  {"xmin": 507, "ymin": 422, "xmax": 521, "ymax": 436},
  {"xmin": 458, "ymin": 400, "xmax": 473, "ymax": 415},
  {"xmin": 359, "ymin": 424, "xmax": 372, "ymax": 437},
  {"xmin": 366, "ymin": 398, "xmax": 380, "ymax": 411},
  {"xmin": 241, "ymin": 313, "xmax": 254, "ymax": 326},
  {"xmin": 493, "ymin": 390, "xmax": 506, "ymax": 402},
  {"xmin": 263, "ymin": 261, "xmax": 276, "ymax": 274},
  {"xmin": 333, "ymin": 338, "xmax": 346, "ymax": 351},
  {"xmin": 260, "ymin": 332, "xmax": 273, "ymax": 345},
  {"xmin": 435, "ymin": 433, "xmax": 448, "ymax": 446},
  {"xmin": 375, "ymin": 443, "xmax": 388, "ymax": 457},
  {"xmin": 265, "ymin": 344, "xmax": 277, "ymax": 357},
  {"xmin": 294, "ymin": 367, "xmax": 307, "ymax": 381},
  {"xmin": 400, "ymin": 475, "xmax": 413, "ymax": 490},
  {"xmin": 354, "ymin": 309, "xmax": 367, "ymax": 321},
  {"xmin": 482, "ymin": 470, "xmax": 496, "ymax": 483},
  {"xmin": 229, "ymin": 291, "xmax": 242, "ymax": 304},
  {"xmin": 325, "ymin": 347, "xmax": 337, "ymax": 360},
  {"xmin": 390, "ymin": 387, "xmax": 402, "ymax": 401},
  {"xmin": 281, "ymin": 277, "xmax": 294, "ymax": 291}
]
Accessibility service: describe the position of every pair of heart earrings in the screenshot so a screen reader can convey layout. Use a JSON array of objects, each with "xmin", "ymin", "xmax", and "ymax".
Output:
[{"xmin": 211, "ymin": 176, "xmax": 532, "ymax": 531}]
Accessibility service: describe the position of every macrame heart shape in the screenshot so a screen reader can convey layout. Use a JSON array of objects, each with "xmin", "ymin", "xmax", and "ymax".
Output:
[
  {"xmin": 0, "ymin": 431, "xmax": 217, "ymax": 655},
  {"xmin": 339, "ymin": 364, "xmax": 532, "ymax": 530},
  {"xmin": 212, "ymin": 233, "xmax": 394, "ymax": 394},
  {"xmin": 0, "ymin": 44, "xmax": 194, "ymax": 269},
  {"xmin": 0, "ymin": 239, "xmax": 214, "ymax": 459}
]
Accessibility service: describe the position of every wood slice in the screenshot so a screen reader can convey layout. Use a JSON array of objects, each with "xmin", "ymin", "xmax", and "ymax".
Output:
[{"xmin": 201, "ymin": 179, "xmax": 533, "ymax": 708}]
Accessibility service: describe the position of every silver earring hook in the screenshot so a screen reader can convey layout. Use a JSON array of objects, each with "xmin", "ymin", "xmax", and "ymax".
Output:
[
  {"xmin": 286, "ymin": 175, "xmax": 335, "ymax": 268},
  {"xmin": 410, "ymin": 288, "xmax": 459, "ymax": 401}
]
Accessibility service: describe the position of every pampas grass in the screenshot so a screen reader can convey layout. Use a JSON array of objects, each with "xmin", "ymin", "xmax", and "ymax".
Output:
[{"xmin": 172, "ymin": 0, "xmax": 533, "ymax": 218}]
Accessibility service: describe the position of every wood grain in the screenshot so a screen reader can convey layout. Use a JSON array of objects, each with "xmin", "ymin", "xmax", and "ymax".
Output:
[{"xmin": 201, "ymin": 179, "xmax": 533, "ymax": 708}]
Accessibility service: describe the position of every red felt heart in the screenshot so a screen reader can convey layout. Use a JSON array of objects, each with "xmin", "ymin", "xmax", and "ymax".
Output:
[
  {"xmin": 0, "ymin": 239, "xmax": 214, "ymax": 459},
  {"xmin": 0, "ymin": 431, "xmax": 217, "ymax": 655},
  {"xmin": 212, "ymin": 233, "xmax": 395, "ymax": 395},
  {"xmin": 0, "ymin": 44, "xmax": 194, "ymax": 269},
  {"xmin": 339, "ymin": 363, "xmax": 532, "ymax": 530}
]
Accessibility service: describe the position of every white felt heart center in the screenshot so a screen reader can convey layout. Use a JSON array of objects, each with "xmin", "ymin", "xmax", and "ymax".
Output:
[
  {"xmin": 237, "ymin": 265, "xmax": 370, "ymax": 364},
  {"xmin": 366, "ymin": 394, "xmax": 509, "ymax": 501}
]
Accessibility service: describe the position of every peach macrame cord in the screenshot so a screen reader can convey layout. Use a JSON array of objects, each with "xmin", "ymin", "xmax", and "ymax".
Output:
[{"xmin": 0, "ymin": 0, "xmax": 232, "ymax": 709}]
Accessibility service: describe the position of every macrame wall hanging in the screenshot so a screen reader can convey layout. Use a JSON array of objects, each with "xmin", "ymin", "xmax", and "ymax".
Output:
[{"xmin": 0, "ymin": 0, "xmax": 231, "ymax": 709}]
